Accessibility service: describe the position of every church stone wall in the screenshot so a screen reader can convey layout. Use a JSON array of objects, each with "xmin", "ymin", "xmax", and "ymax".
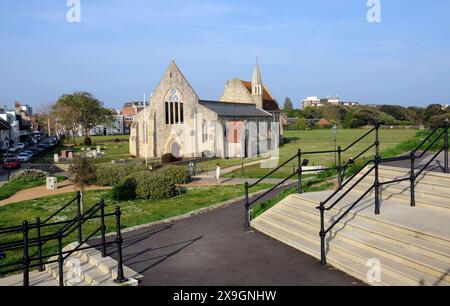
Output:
[{"xmin": 220, "ymin": 79, "xmax": 255, "ymax": 104}]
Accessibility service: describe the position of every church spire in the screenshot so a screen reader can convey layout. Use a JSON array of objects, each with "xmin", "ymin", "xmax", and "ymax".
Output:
[{"xmin": 252, "ymin": 57, "xmax": 263, "ymax": 96}]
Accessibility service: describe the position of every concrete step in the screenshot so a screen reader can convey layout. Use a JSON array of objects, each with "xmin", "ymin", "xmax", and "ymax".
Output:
[
  {"xmin": 274, "ymin": 202, "xmax": 450, "ymax": 265},
  {"xmin": 265, "ymin": 206, "xmax": 450, "ymax": 282},
  {"xmin": 44, "ymin": 242, "xmax": 141, "ymax": 286},
  {"xmin": 252, "ymin": 218, "xmax": 407, "ymax": 286},
  {"xmin": 252, "ymin": 191, "xmax": 450, "ymax": 286},
  {"xmin": 289, "ymin": 193, "xmax": 450, "ymax": 248},
  {"xmin": 256, "ymin": 212, "xmax": 448, "ymax": 286}
]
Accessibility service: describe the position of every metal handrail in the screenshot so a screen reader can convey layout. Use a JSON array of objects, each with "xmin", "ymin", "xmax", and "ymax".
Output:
[
  {"xmin": 0, "ymin": 195, "xmax": 128, "ymax": 287},
  {"xmin": 316, "ymin": 120, "xmax": 449, "ymax": 267},
  {"xmin": 244, "ymin": 126, "xmax": 381, "ymax": 228}
]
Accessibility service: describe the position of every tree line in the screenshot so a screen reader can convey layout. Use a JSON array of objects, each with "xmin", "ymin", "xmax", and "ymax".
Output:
[
  {"xmin": 283, "ymin": 97, "xmax": 449, "ymax": 129},
  {"xmin": 37, "ymin": 92, "xmax": 114, "ymax": 144}
]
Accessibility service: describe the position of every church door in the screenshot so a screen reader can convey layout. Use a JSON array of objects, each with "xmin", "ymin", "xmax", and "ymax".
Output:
[{"xmin": 171, "ymin": 142, "xmax": 181, "ymax": 158}]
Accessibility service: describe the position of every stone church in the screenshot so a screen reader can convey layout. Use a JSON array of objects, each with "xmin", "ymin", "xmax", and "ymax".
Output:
[{"xmin": 130, "ymin": 61, "xmax": 283, "ymax": 159}]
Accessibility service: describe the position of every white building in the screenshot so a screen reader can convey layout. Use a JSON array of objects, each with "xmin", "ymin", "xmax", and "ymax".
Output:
[{"xmin": 0, "ymin": 107, "xmax": 20, "ymax": 148}]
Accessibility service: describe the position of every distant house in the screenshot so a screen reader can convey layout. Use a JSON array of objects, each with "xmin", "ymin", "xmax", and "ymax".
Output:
[
  {"xmin": 121, "ymin": 101, "xmax": 150, "ymax": 134},
  {"xmin": 0, "ymin": 117, "xmax": 11, "ymax": 152}
]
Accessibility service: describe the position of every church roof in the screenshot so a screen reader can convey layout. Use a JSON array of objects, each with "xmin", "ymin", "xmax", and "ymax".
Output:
[
  {"xmin": 199, "ymin": 100, "xmax": 272, "ymax": 118},
  {"xmin": 240, "ymin": 81, "xmax": 281, "ymax": 112}
]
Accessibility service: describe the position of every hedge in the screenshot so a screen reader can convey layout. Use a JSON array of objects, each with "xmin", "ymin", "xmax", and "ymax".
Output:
[
  {"xmin": 10, "ymin": 169, "xmax": 49, "ymax": 182},
  {"xmin": 95, "ymin": 162, "xmax": 149, "ymax": 187},
  {"xmin": 157, "ymin": 165, "xmax": 191, "ymax": 185},
  {"xmin": 127, "ymin": 171, "xmax": 179, "ymax": 200}
]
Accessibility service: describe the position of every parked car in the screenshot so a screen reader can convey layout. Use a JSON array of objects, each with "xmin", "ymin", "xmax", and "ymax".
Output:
[
  {"xmin": 16, "ymin": 143, "xmax": 26, "ymax": 150},
  {"xmin": 2, "ymin": 158, "xmax": 21, "ymax": 170},
  {"xmin": 8, "ymin": 146, "xmax": 17, "ymax": 153},
  {"xmin": 16, "ymin": 152, "xmax": 31, "ymax": 163},
  {"xmin": 23, "ymin": 150, "xmax": 34, "ymax": 158}
]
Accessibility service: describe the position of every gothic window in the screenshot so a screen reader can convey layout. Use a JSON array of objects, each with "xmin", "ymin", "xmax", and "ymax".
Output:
[
  {"xmin": 202, "ymin": 121, "xmax": 208, "ymax": 143},
  {"xmin": 165, "ymin": 88, "xmax": 184, "ymax": 125}
]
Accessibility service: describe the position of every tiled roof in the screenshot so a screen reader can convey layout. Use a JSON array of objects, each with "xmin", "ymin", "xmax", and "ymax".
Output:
[
  {"xmin": 199, "ymin": 100, "xmax": 272, "ymax": 118},
  {"xmin": 240, "ymin": 80, "xmax": 281, "ymax": 112}
]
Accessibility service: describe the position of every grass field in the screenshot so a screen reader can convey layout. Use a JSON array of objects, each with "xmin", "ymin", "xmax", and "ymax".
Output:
[
  {"xmin": 0, "ymin": 184, "xmax": 270, "ymax": 275},
  {"xmin": 224, "ymin": 128, "xmax": 418, "ymax": 179},
  {"xmin": 35, "ymin": 135, "xmax": 132, "ymax": 165}
]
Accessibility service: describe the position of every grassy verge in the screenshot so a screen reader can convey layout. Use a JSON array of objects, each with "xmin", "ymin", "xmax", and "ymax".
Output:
[
  {"xmin": 35, "ymin": 135, "xmax": 132, "ymax": 165},
  {"xmin": 0, "ymin": 176, "xmax": 66, "ymax": 201},
  {"xmin": 0, "ymin": 184, "xmax": 270, "ymax": 276}
]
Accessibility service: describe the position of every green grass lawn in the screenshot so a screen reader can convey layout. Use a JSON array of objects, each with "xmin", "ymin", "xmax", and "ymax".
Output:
[
  {"xmin": 0, "ymin": 176, "xmax": 67, "ymax": 201},
  {"xmin": 35, "ymin": 135, "xmax": 133, "ymax": 165},
  {"xmin": 0, "ymin": 184, "xmax": 269, "ymax": 276},
  {"xmin": 224, "ymin": 128, "xmax": 418, "ymax": 179}
]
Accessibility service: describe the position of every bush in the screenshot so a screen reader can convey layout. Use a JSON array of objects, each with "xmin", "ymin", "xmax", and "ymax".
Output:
[
  {"xmin": 162, "ymin": 153, "xmax": 177, "ymax": 164},
  {"xmin": 158, "ymin": 166, "xmax": 191, "ymax": 185},
  {"xmin": 112, "ymin": 178, "xmax": 137, "ymax": 201},
  {"xmin": 68, "ymin": 156, "xmax": 97, "ymax": 189},
  {"xmin": 95, "ymin": 162, "xmax": 149, "ymax": 186},
  {"xmin": 128, "ymin": 171, "xmax": 179, "ymax": 200},
  {"xmin": 10, "ymin": 169, "xmax": 49, "ymax": 182},
  {"xmin": 96, "ymin": 164, "xmax": 129, "ymax": 186},
  {"xmin": 84, "ymin": 137, "xmax": 92, "ymax": 146}
]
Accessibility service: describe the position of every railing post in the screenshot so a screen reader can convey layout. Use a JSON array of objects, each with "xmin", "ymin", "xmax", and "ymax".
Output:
[
  {"xmin": 57, "ymin": 230, "xmax": 64, "ymax": 287},
  {"xmin": 410, "ymin": 152, "xmax": 416, "ymax": 207},
  {"xmin": 444, "ymin": 119, "xmax": 449, "ymax": 174},
  {"xmin": 114, "ymin": 207, "xmax": 128, "ymax": 284},
  {"xmin": 76, "ymin": 191, "xmax": 82, "ymax": 244},
  {"xmin": 100, "ymin": 199, "xmax": 107, "ymax": 258},
  {"xmin": 22, "ymin": 221, "xmax": 30, "ymax": 287},
  {"xmin": 337, "ymin": 146, "xmax": 343, "ymax": 188},
  {"xmin": 298, "ymin": 149, "xmax": 303, "ymax": 194},
  {"xmin": 318, "ymin": 203, "xmax": 327, "ymax": 266},
  {"xmin": 374, "ymin": 125, "xmax": 381, "ymax": 215},
  {"xmin": 245, "ymin": 182, "xmax": 250, "ymax": 229},
  {"xmin": 36, "ymin": 217, "xmax": 44, "ymax": 272}
]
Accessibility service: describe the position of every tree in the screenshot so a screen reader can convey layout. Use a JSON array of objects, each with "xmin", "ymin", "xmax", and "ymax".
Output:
[
  {"xmin": 283, "ymin": 97, "xmax": 295, "ymax": 117},
  {"xmin": 54, "ymin": 92, "xmax": 114, "ymax": 143},
  {"xmin": 378, "ymin": 105, "xmax": 408, "ymax": 121},
  {"xmin": 424, "ymin": 104, "xmax": 446, "ymax": 126},
  {"xmin": 68, "ymin": 156, "xmax": 97, "ymax": 213}
]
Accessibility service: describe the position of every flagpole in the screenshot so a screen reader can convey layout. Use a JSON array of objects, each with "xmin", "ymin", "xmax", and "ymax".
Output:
[{"xmin": 144, "ymin": 93, "xmax": 148, "ymax": 167}]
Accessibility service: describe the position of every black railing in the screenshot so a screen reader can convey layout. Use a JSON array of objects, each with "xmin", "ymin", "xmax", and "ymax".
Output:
[
  {"xmin": 317, "ymin": 119, "xmax": 449, "ymax": 266},
  {"xmin": 0, "ymin": 193, "xmax": 128, "ymax": 286},
  {"xmin": 244, "ymin": 126, "xmax": 380, "ymax": 228}
]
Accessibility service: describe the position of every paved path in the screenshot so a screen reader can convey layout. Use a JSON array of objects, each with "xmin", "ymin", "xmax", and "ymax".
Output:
[
  {"xmin": 383, "ymin": 151, "xmax": 449, "ymax": 173},
  {"xmin": 94, "ymin": 186, "xmax": 363, "ymax": 286},
  {"xmin": 0, "ymin": 181, "xmax": 111, "ymax": 207}
]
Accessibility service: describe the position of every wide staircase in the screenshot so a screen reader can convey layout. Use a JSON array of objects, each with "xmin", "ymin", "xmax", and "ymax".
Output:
[{"xmin": 252, "ymin": 165, "xmax": 450, "ymax": 286}]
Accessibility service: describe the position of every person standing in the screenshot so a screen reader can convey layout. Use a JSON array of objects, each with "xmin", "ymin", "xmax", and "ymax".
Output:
[{"xmin": 216, "ymin": 163, "xmax": 221, "ymax": 185}]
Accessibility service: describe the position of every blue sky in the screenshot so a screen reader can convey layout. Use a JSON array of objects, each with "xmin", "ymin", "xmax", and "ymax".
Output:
[{"xmin": 0, "ymin": 0, "xmax": 449, "ymax": 110}]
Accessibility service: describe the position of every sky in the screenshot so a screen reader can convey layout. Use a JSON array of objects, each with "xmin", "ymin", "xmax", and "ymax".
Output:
[{"xmin": 0, "ymin": 0, "xmax": 449, "ymax": 110}]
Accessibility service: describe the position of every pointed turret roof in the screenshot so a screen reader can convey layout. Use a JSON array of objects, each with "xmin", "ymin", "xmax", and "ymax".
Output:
[{"xmin": 252, "ymin": 62, "xmax": 263, "ymax": 86}]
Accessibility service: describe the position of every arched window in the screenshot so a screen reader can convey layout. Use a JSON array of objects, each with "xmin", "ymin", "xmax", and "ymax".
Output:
[
  {"xmin": 165, "ymin": 88, "xmax": 184, "ymax": 125},
  {"xmin": 202, "ymin": 121, "xmax": 208, "ymax": 143}
]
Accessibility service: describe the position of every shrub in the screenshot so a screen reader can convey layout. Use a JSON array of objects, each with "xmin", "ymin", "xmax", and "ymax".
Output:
[
  {"xmin": 158, "ymin": 165, "xmax": 191, "ymax": 185},
  {"xmin": 112, "ymin": 178, "xmax": 137, "ymax": 201},
  {"xmin": 95, "ymin": 162, "xmax": 149, "ymax": 186},
  {"xmin": 84, "ymin": 137, "xmax": 92, "ymax": 146},
  {"xmin": 68, "ymin": 156, "xmax": 97, "ymax": 190},
  {"xmin": 95, "ymin": 164, "xmax": 129, "ymax": 186},
  {"xmin": 162, "ymin": 153, "xmax": 177, "ymax": 164},
  {"xmin": 10, "ymin": 169, "xmax": 49, "ymax": 182},
  {"xmin": 128, "ymin": 171, "xmax": 178, "ymax": 200}
]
